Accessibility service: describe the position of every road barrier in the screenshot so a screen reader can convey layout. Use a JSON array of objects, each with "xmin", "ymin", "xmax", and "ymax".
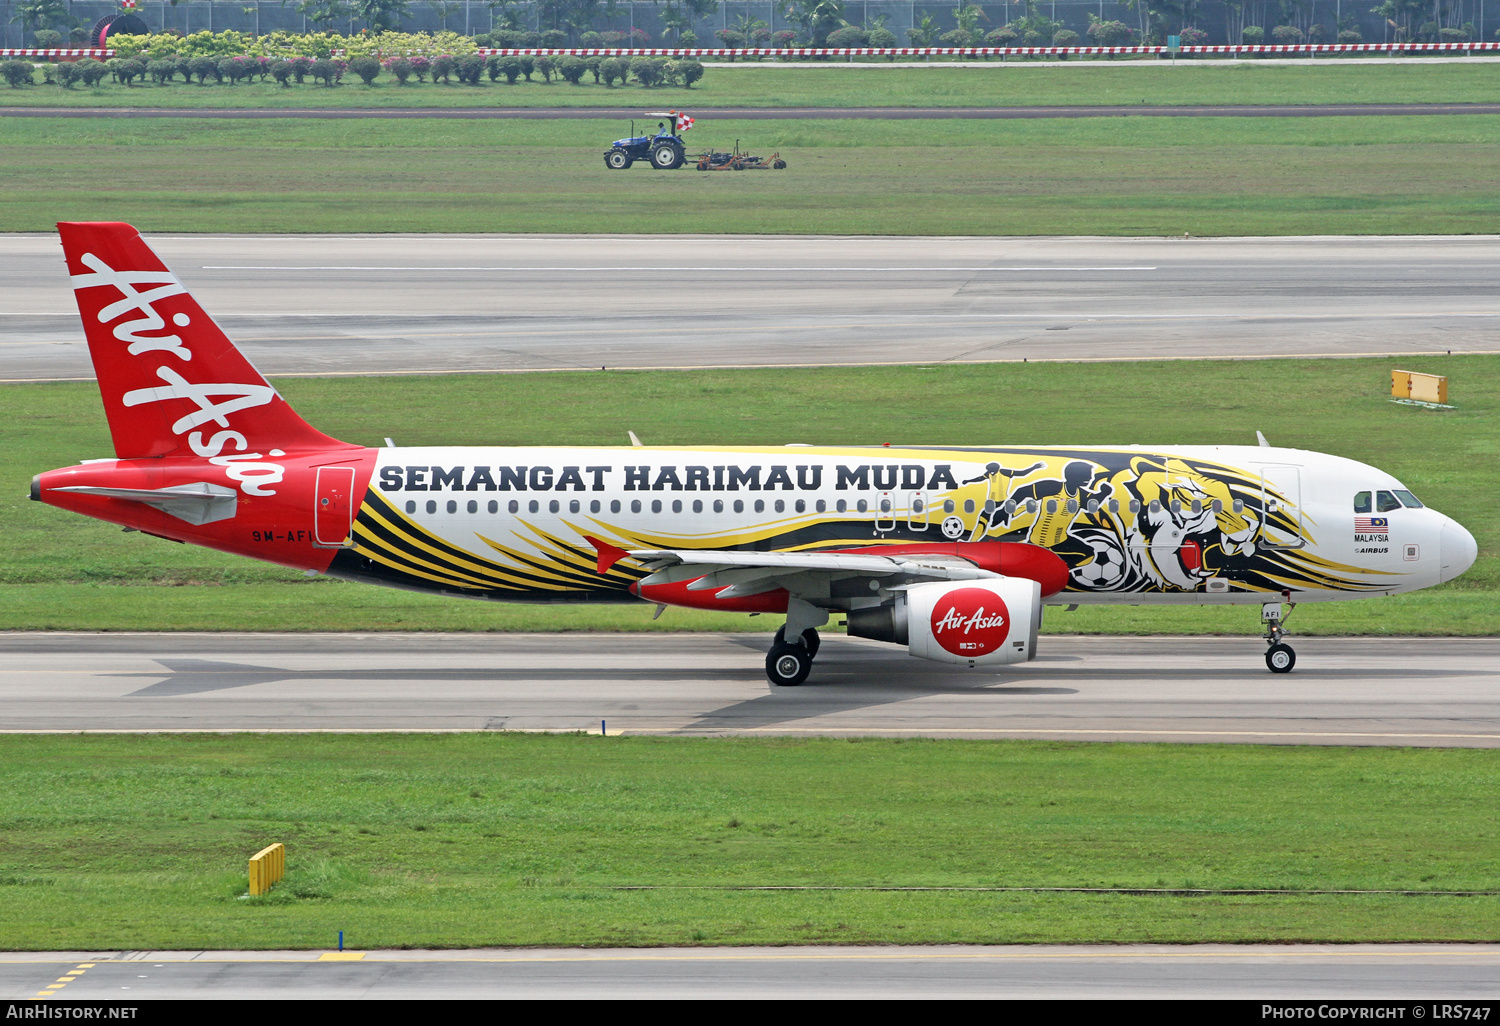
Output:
[
  {"xmin": 476, "ymin": 42, "xmax": 1500, "ymax": 58},
  {"xmin": 5, "ymin": 40, "xmax": 1495, "ymax": 63},
  {"xmin": 248, "ymin": 842, "xmax": 285, "ymax": 897},
  {"xmin": 0, "ymin": 49, "xmax": 114, "ymax": 59}
]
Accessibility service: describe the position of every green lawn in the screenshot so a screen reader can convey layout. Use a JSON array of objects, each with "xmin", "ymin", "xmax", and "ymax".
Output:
[
  {"xmin": 0, "ymin": 733, "xmax": 1495, "ymax": 949},
  {"xmin": 4, "ymin": 357, "xmax": 1495, "ymax": 634},
  {"xmin": 6, "ymin": 115, "xmax": 1500, "ymax": 235},
  {"xmin": 4, "ymin": 61, "xmax": 1500, "ymax": 108}
]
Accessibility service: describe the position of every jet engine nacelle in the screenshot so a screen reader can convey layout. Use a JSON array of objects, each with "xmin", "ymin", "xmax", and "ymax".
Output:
[{"xmin": 848, "ymin": 578, "xmax": 1041, "ymax": 666}]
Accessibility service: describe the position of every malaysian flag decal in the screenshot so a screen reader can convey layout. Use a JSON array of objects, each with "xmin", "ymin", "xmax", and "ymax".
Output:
[{"xmin": 1355, "ymin": 517, "xmax": 1388, "ymax": 531}]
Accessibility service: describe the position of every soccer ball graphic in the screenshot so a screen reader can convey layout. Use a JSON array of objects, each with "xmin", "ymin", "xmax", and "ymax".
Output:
[
  {"xmin": 1075, "ymin": 539, "xmax": 1126, "ymax": 587},
  {"xmin": 940, "ymin": 515, "xmax": 966, "ymax": 540}
]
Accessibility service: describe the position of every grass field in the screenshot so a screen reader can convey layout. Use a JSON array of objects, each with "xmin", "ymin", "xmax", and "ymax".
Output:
[
  {"xmin": 4, "ymin": 61, "xmax": 1500, "ymax": 108},
  {"xmin": 4, "ymin": 357, "xmax": 1495, "ymax": 634},
  {"xmin": 6, "ymin": 115, "xmax": 1500, "ymax": 235},
  {"xmin": 0, "ymin": 733, "xmax": 1496, "ymax": 949}
]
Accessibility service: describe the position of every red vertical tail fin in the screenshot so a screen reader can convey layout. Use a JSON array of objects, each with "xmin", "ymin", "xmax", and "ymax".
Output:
[{"xmin": 58, "ymin": 221, "xmax": 352, "ymax": 459}]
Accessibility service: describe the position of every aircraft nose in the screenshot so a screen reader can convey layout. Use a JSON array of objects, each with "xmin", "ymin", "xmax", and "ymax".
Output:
[{"xmin": 1440, "ymin": 517, "xmax": 1478, "ymax": 583}]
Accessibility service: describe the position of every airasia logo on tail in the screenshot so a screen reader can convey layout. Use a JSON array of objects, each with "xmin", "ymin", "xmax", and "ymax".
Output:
[
  {"xmin": 70, "ymin": 248, "xmax": 284, "ymax": 495},
  {"xmin": 930, "ymin": 587, "xmax": 1010, "ymax": 656}
]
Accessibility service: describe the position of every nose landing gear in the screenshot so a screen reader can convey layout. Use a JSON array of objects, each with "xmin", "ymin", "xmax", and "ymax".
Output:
[
  {"xmin": 1262, "ymin": 595, "xmax": 1297, "ymax": 673},
  {"xmin": 766, "ymin": 625, "xmax": 819, "ymax": 686}
]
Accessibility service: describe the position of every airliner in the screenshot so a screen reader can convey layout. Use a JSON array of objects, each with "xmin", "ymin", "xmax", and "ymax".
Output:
[{"xmin": 29, "ymin": 223, "xmax": 1479, "ymax": 685}]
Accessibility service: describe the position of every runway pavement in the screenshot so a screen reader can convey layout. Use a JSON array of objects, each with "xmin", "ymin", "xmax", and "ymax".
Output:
[
  {"xmin": 4, "ymin": 944, "xmax": 1499, "ymax": 999},
  {"xmin": 3, "ymin": 234, "xmax": 1497, "ymax": 380},
  {"xmin": 2, "ymin": 633, "xmax": 1496, "ymax": 746}
]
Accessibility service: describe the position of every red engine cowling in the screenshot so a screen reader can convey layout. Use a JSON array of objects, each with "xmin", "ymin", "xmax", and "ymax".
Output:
[{"xmin": 848, "ymin": 578, "xmax": 1041, "ymax": 666}]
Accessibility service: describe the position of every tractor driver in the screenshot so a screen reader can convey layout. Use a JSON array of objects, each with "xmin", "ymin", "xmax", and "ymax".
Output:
[{"xmin": 657, "ymin": 121, "xmax": 668, "ymax": 137}]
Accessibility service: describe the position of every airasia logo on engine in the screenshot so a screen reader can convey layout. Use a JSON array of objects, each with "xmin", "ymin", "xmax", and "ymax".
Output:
[{"xmin": 930, "ymin": 588, "xmax": 1010, "ymax": 656}]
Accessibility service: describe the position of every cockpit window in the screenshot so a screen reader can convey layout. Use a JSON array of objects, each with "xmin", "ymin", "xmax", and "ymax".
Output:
[
  {"xmin": 1353, "ymin": 491, "xmax": 1372, "ymax": 514},
  {"xmin": 1376, "ymin": 490, "xmax": 1402, "ymax": 513},
  {"xmin": 1392, "ymin": 489, "xmax": 1424, "ymax": 509}
]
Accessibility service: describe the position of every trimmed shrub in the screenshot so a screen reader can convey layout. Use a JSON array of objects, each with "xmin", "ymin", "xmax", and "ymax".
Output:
[
  {"xmin": 492, "ymin": 29, "xmax": 527, "ymax": 47},
  {"xmin": 1338, "ymin": 29, "xmax": 1363, "ymax": 42},
  {"xmin": 33, "ymin": 29, "xmax": 64, "ymax": 48},
  {"xmin": 430, "ymin": 54, "xmax": 456, "ymax": 83},
  {"xmin": 75, "ymin": 58, "xmax": 108, "ymax": 86},
  {"xmin": 1180, "ymin": 27, "xmax": 1209, "ymax": 45},
  {"xmin": 939, "ymin": 28, "xmax": 976, "ymax": 45},
  {"xmin": 1241, "ymin": 25, "xmax": 1266, "ymax": 43},
  {"xmin": 534, "ymin": 54, "xmax": 554, "ymax": 82},
  {"xmin": 309, "ymin": 57, "xmax": 337, "ymax": 85},
  {"xmin": 1086, "ymin": 20, "xmax": 1133, "ymax": 45},
  {"xmin": 1439, "ymin": 26, "xmax": 1470, "ymax": 42},
  {"xmin": 490, "ymin": 56, "xmax": 522, "ymax": 83},
  {"xmin": 55, "ymin": 61, "xmax": 83, "ymax": 88},
  {"xmin": 679, "ymin": 29, "xmax": 697, "ymax": 45},
  {"xmin": 985, "ymin": 26, "xmax": 1019, "ymax": 45},
  {"xmin": 557, "ymin": 55, "xmax": 586, "ymax": 84},
  {"xmin": 385, "ymin": 56, "xmax": 413, "ymax": 83},
  {"xmin": 408, "ymin": 55, "xmax": 430, "ymax": 82},
  {"xmin": 579, "ymin": 31, "xmax": 603, "ymax": 47},
  {"xmin": 514, "ymin": 55, "xmax": 531, "ymax": 79},
  {"xmin": 455, "ymin": 53, "xmax": 485, "ymax": 84},
  {"xmin": 599, "ymin": 56, "xmax": 626, "ymax": 86},
  {"xmin": 271, "ymin": 59, "xmax": 295, "ymax": 86},
  {"xmin": 627, "ymin": 28, "xmax": 649, "ymax": 48},
  {"xmin": 1272, "ymin": 24, "xmax": 1303, "ymax": 42},
  {"xmin": 771, "ymin": 30, "xmax": 797, "ymax": 48},
  {"xmin": 715, "ymin": 28, "xmax": 746, "ymax": 48},
  {"xmin": 1052, "ymin": 29, "xmax": 1080, "ymax": 45},
  {"xmin": 600, "ymin": 30, "xmax": 625, "ymax": 46},
  {"xmin": 584, "ymin": 56, "xmax": 602, "ymax": 82},
  {"xmin": 117, "ymin": 58, "xmax": 149, "ymax": 84},
  {"xmin": 630, "ymin": 57, "xmax": 661, "ymax": 87},
  {"xmin": 218, "ymin": 56, "xmax": 249, "ymax": 84},
  {"xmin": 350, "ymin": 55, "xmax": 381, "ymax": 84},
  {"xmin": 678, "ymin": 58, "xmax": 704, "ymax": 87},
  {"xmin": 868, "ymin": 27, "xmax": 897, "ymax": 48},
  {"xmin": 539, "ymin": 29, "xmax": 566, "ymax": 47},
  {"xmin": 186, "ymin": 54, "xmax": 218, "ymax": 83},
  {"xmin": 2, "ymin": 59, "xmax": 35, "ymax": 87},
  {"xmin": 826, "ymin": 27, "xmax": 868, "ymax": 47}
]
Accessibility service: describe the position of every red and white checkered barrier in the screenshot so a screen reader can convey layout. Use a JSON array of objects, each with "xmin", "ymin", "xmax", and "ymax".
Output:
[
  {"xmin": 0, "ymin": 48, "xmax": 114, "ymax": 58},
  {"xmin": 476, "ymin": 42, "xmax": 1500, "ymax": 58}
]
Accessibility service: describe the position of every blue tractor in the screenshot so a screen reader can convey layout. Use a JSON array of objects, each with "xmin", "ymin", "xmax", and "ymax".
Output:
[{"xmin": 604, "ymin": 111, "xmax": 693, "ymax": 171}]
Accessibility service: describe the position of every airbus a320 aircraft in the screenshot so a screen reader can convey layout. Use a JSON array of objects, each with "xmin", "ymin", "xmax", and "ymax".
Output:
[{"xmin": 30, "ymin": 224, "xmax": 1479, "ymax": 684}]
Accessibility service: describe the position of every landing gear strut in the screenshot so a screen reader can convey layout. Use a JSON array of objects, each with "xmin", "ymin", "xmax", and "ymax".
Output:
[
  {"xmin": 766, "ymin": 625, "xmax": 819, "ymax": 687},
  {"xmin": 1262, "ymin": 595, "xmax": 1297, "ymax": 673}
]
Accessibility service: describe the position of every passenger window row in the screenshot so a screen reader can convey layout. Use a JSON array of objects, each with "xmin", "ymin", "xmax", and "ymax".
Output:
[{"xmin": 401, "ymin": 494, "xmax": 1249, "ymax": 519}]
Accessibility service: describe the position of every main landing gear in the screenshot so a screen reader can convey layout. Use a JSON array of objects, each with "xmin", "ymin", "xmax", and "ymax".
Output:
[
  {"xmin": 1262, "ymin": 595, "xmax": 1297, "ymax": 673},
  {"xmin": 766, "ymin": 625, "xmax": 820, "ymax": 687}
]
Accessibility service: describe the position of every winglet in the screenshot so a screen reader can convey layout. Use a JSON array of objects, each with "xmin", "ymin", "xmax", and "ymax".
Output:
[
  {"xmin": 584, "ymin": 536, "xmax": 630, "ymax": 574},
  {"xmin": 1256, "ymin": 431, "xmax": 1270, "ymax": 447}
]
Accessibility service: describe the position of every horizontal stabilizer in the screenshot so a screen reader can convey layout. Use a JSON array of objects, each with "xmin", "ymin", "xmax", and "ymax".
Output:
[{"xmin": 54, "ymin": 481, "xmax": 237, "ymax": 526}]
